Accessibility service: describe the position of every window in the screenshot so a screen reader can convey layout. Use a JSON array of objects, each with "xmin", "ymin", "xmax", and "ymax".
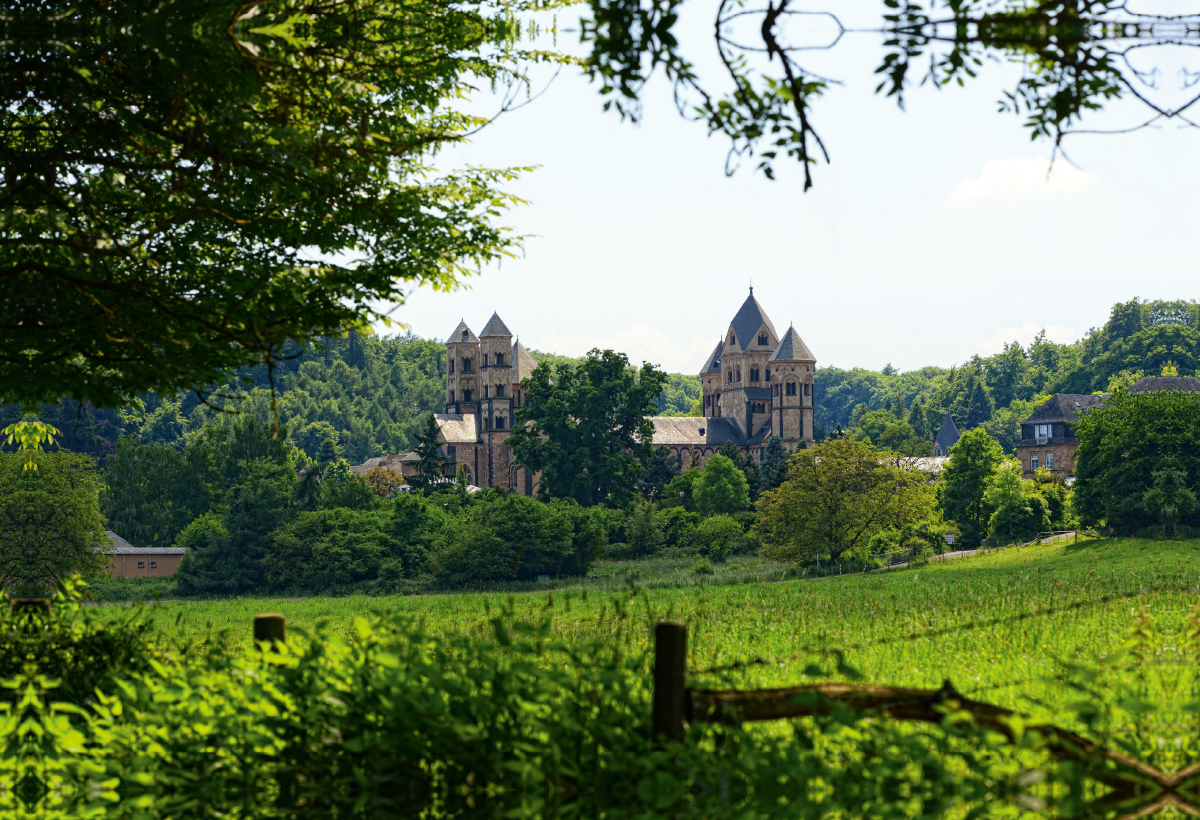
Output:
[
  {"xmin": 462, "ymin": 357, "xmax": 472, "ymax": 372},
  {"xmin": 496, "ymin": 384, "xmax": 505, "ymax": 397},
  {"xmin": 150, "ymin": 561, "xmax": 157, "ymax": 568},
  {"xmin": 450, "ymin": 390, "xmax": 455, "ymax": 402},
  {"xmin": 137, "ymin": 562, "xmax": 144, "ymax": 568},
  {"xmin": 463, "ymin": 389, "xmax": 472, "ymax": 402},
  {"xmin": 462, "ymin": 330, "xmax": 468, "ymax": 342},
  {"xmin": 736, "ymin": 369, "xmax": 741, "ymax": 382},
  {"xmin": 758, "ymin": 333, "xmax": 768, "ymax": 346},
  {"xmin": 496, "ymin": 416, "xmax": 505, "ymax": 430},
  {"xmin": 773, "ymin": 384, "xmax": 779, "ymax": 395},
  {"xmin": 495, "ymin": 352, "xmax": 504, "ymax": 366},
  {"xmin": 1030, "ymin": 455, "xmax": 1039, "ymax": 471},
  {"xmin": 1045, "ymin": 452, "xmax": 1054, "ymax": 470},
  {"xmin": 449, "ymin": 359, "xmax": 454, "ymax": 374},
  {"xmin": 1035, "ymin": 423, "xmax": 1051, "ymax": 438},
  {"xmin": 749, "ymin": 368, "xmax": 760, "ymax": 382},
  {"xmin": 786, "ymin": 382, "xmax": 797, "ymax": 396},
  {"xmin": 727, "ymin": 371, "xmax": 733, "ymax": 384},
  {"xmin": 804, "ymin": 382, "xmax": 811, "ymax": 397},
  {"xmin": 484, "ymin": 385, "xmax": 489, "ymax": 398},
  {"xmin": 705, "ymin": 395, "xmax": 711, "ymax": 407},
  {"xmin": 765, "ymin": 368, "xmax": 771, "ymax": 382}
]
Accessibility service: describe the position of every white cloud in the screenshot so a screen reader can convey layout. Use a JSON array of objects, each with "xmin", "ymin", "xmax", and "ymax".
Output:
[
  {"xmin": 974, "ymin": 323, "xmax": 1077, "ymax": 357},
  {"xmin": 530, "ymin": 325, "xmax": 717, "ymax": 374},
  {"xmin": 950, "ymin": 158, "xmax": 1098, "ymax": 202}
]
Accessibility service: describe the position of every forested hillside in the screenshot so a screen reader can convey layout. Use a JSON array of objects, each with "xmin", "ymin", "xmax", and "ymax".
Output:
[{"xmin": 5, "ymin": 298, "xmax": 1196, "ymax": 465}]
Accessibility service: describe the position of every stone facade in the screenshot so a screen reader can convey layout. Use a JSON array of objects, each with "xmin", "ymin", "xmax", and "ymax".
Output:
[{"xmin": 434, "ymin": 290, "xmax": 818, "ymax": 493}]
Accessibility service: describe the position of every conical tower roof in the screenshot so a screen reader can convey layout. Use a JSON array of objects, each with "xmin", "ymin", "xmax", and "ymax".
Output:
[
  {"xmin": 700, "ymin": 339, "xmax": 723, "ymax": 374},
  {"xmin": 768, "ymin": 324, "xmax": 816, "ymax": 362},
  {"xmin": 934, "ymin": 413, "xmax": 961, "ymax": 451},
  {"xmin": 446, "ymin": 320, "xmax": 478, "ymax": 344},
  {"xmin": 480, "ymin": 312, "xmax": 513, "ymax": 337},
  {"xmin": 728, "ymin": 287, "xmax": 778, "ymax": 350},
  {"xmin": 512, "ymin": 339, "xmax": 539, "ymax": 382}
]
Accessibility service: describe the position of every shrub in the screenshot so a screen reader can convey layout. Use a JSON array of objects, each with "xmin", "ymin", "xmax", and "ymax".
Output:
[
  {"xmin": 261, "ymin": 508, "xmax": 394, "ymax": 590},
  {"xmin": 625, "ymin": 499, "xmax": 666, "ymax": 556},
  {"xmin": 691, "ymin": 557, "xmax": 716, "ymax": 575},
  {"xmin": 662, "ymin": 507, "xmax": 701, "ymax": 549},
  {"xmin": 548, "ymin": 500, "xmax": 608, "ymax": 575},
  {"xmin": 436, "ymin": 494, "xmax": 573, "ymax": 585},
  {"xmin": 686, "ymin": 514, "xmax": 745, "ymax": 561}
]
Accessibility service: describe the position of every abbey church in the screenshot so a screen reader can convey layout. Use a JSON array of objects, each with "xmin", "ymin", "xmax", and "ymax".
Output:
[{"xmin": 432, "ymin": 288, "xmax": 817, "ymax": 493}]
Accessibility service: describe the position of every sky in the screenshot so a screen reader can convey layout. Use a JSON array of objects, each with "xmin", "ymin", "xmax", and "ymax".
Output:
[{"xmin": 381, "ymin": 0, "xmax": 1200, "ymax": 375}]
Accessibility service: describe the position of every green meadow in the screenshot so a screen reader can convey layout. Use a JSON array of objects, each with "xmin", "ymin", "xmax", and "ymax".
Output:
[{"xmin": 100, "ymin": 538, "xmax": 1199, "ymax": 754}]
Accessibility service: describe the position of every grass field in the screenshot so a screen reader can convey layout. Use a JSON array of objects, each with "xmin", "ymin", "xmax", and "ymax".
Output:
[{"xmin": 98, "ymin": 538, "xmax": 1198, "ymax": 756}]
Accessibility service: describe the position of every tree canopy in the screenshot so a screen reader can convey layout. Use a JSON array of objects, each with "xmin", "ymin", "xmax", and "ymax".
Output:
[
  {"xmin": 6, "ymin": 0, "xmax": 563, "ymax": 408},
  {"xmin": 509, "ymin": 349, "xmax": 668, "ymax": 507}
]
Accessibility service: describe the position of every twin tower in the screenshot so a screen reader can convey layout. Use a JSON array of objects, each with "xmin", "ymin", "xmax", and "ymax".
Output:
[{"xmin": 437, "ymin": 290, "xmax": 816, "ymax": 493}]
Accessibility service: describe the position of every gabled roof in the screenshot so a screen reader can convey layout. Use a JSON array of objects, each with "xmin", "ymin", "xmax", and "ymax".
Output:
[
  {"xmin": 768, "ymin": 324, "xmax": 816, "ymax": 362},
  {"xmin": 701, "ymin": 339, "xmax": 723, "ymax": 375},
  {"xmin": 1024, "ymin": 394, "xmax": 1105, "ymax": 425},
  {"xmin": 728, "ymin": 288, "xmax": 778, "ymax": 350},
  {"xmin": 350, "ymin": 452, "xmax": 419, "ymax": 475},
  {"xmin": 446, "ymin": 321, "xmax": 478, "ymax": 344},
  {"xmin": 933, "ymin": 413, "xmax": 960, "ymax": 449},
  {"xmin": 480, "ymin": 312, "xmax": 512, "ymax": 337},
  {"xmin": 103, "ymin": 531, "xmax": 189, "ymax": 555},
  {"xmin": 1131, "ymin": 376, "xmax": 1200, "ymax": 394},
  {"xmin": 434, "ymin": 413, "xmax": 478, "ymax": 444},
  {"xmin": 513, "ymin": 339, "xmax": 539, "ymax": 382},
  {"xmin": 649, "ymin": 417, "xmax": 746, "ymax": 446}
]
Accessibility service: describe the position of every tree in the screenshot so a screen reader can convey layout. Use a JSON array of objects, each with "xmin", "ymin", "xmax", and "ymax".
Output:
[
  {"xmin": 364, "ymin": 467, "xmax": 408, "ymax": 498},
  {"xmin": 1141, "ymin": 463, "xmax": 1198, "ymax": 537},
  {"xmin": 261, "ymin": 509, "xmax": 395, "ymax": 591},
  {"xmin": 937, "ymin": 428, "xmax": 1005, "ymax": 547},
  {"xmin": 625, "ymin": 500, "xmax": 666, "ymax": 555},
  {"xmin": 664, "ymin": 469, "xmax": 702, "ymax": 510},
  {"xmin": 759, "ymin": 435, "xmax": 791, "ymax": 491},
  {"xmin": 639, "ymin": 446, "xmax": 681, "ymax": 500},
  {"xmin": 1031, "ymin": 468, "xmax": 1071, "ymax": 530},
  {"xmin": 692, "ymin": 455, "xmax": 750, "ymax": 516},
  {"xmin": 509, "ymin": 349, "xmax": 668, "ymax": 507},
  {"xmin": 176, "ymin": 458, "xmax": 296, "ymax": 594},
  {"xmin": 7, "ymin": 0, "xmax": 549, "ymax": 408},
  {"xmin": 410, "ymin": 415, "xmax": 449, "ymax": 490},
  {"xmin": 964, "ymin": 375, "xmax": 996, "ymax": 428},
  {"xmin": 1074, "ymin": 389, "xmax": 1200, "ymax": 533},
  {"xmin": 0, "ymin": 452, "xmax": 109, "ymax": 594},
  {"xmin": 756, "ymin": 438, "xmax": 931, "ymax": 562},
  {"xmin": 984, "ymin": 461, "xmax": 1048, "ymax": 544},
  {"xmin": 436, "ymin": 494, "xmax": 574, "ymax": 585},
  {"xmin": 717, "ymin": 442, "xmax": 764, "ymax": 500},
  {"xmin": 101, "ymin": 436, "xmax": 204, "ymax": 547},
  {"xmin": 686, "ymin": 515, "xmax": 746, "ymax": 561}
]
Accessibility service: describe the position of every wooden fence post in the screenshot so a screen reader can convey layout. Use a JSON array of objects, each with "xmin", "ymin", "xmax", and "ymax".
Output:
[
  {"xmin": 254, "ymin": 613, "xmax": 286, "ymax": 647},
  {"xmin": 653, "ymin": 621, "xmax": 687, "ymax": 741}
]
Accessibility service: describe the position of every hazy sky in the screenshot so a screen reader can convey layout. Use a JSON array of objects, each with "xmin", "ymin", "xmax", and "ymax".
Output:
[{"xmin": 384, "ymin": 0, "xmax": 1200, "ymax": 374}]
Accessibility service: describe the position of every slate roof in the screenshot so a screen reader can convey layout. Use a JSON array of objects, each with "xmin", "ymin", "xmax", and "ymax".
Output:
[
  {"xmin": 103, "ymin": 531, "xmax": 189, "ymax": 555},
  {"xmin": 480, "ymin": 312, "xmax": 512, "ymax": 337},
  {"xmin": 769, "ymin": 324, "xmax": 816, "ymax": 362},
  {"xmin": 434, "ymin": 413, "xmax": 479, "ymax": 444},
  {"xmin": 933, "ymin": 414, "xmax": 960, "ymax": 451},
  {"xmin": 512, "ymin": 339, "xmax": 539, "ymax": 383},
  {"xmin": 446, "ymin": 320, "xmax": 478, "ymax": 344},
  {"xmin": 728, "ymin": 288, "xmax": 778, "ymax": 350},
  {"xmin": 649, "ymin": 417, "xmax": 746, "ymax": 446},
  {"xmin": 1023, "ymin": 394, "xmax": 1104, "ymax": 425},
  {"xmin": 744, "ymin": 388, "xmax": 772, "ymax": 401},
  {"xmin": 701, "ymin": 340, "xmax": 723, "ymax": 375},
  {"xmin": 350, "ymin": 452, "xmax": 419, "ymax": 475},
  {"xmin": 1130, "ymin": 376, "xmax": 1200, "ymax": 394}
]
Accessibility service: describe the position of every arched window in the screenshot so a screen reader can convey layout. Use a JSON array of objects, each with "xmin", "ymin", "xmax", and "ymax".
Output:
[
  {"xmin": 765, "ymin": 368, "xmax": 771, "ymax": 382},
  {"xmin": 758, "ymin": 333, "xmax": 768, "ymax": 346},
  {"xmin": 484, "ymin": 385, "xmax": 489, "ymax": 398},
  {"xmin": 462, "ymin": 330, "xmax": 468, "ymax": 342},
  {"xmin": 462, "ymin": 357, "xmax": 472, "ymax": 372},
  {"xmin": 496, "ymin": 416, "xmax": 505, "ymax": 430},
  {"xmin": 804, "ymin": 382, "xmax": 811, "ymax": 397},
  {"xmin": 449, "ymin": 359, "xmax": 455, "ymax": 374},
  {"xmin": 450, "ymin": 390, "xmax": 455, "ymax": 402},
  {"xmin": 786, "ymin": 382, "xmax": 797, "ymax": 396},
  {"xmin": 736, "ymin": 369, "xmax": 741, "ymax": 382},
  {"xmin": 495, "ymin": 352, "xmax": 504, "ymax": 366},
  {"xmin": 749, "ymin": 368, "xmax": 759, "ymax": 382},
  {"xmin": 496, "ymin": 384, "xmax": 505, "ymax": 397},
  {"xmin": 463, "ymin": 389, "xmax": 472, "ymax": 402}
]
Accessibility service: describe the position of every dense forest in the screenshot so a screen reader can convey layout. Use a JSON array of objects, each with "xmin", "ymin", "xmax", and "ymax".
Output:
[{"xmin": 5, "ymin": 298, "xmax": 1197, "ymax": 466}]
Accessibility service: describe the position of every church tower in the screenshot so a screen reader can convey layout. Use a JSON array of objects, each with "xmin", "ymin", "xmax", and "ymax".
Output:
[
  {"xmin": 768, "ymin": 323, "xmax": 817, "ymax": 442},
  {"xmin": 716, "ymin": 288, "xmax": 779, "ymax": 439},
  {"xmin": 445, "ymin": 320, "xmax": 479, "ymax": 414}
]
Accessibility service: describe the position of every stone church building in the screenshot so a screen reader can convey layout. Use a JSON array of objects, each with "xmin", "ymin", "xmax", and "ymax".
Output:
[{"xmin": 433, "ymin": 289, "xmax": 817, "ymax": 493}]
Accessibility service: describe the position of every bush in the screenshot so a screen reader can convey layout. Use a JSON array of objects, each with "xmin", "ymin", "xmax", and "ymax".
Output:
[
  {"xmin": 662, "ymin": 507, "xmax": 701, "ymax": 549},
  {"xmin": 436, "ymin": 494, "xmax": 573, "ymax": 585},
  {"xmin": 686, "ymin": 514, "xmax": 746, "ymax": 562},
  {"xmin": 624, "ymin": 499, "xmax": 665, "ymax": 556},
  {"xmin": 549, "ymin": 500, "xmax": 607, "ymax": 575},
  {"xmin": 691, "ymin": 557, "xmax": 716, "ymax": 575},
  {"xmin": 261, "ymin": 508, "xmax": 394, "ymax": 590}
]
